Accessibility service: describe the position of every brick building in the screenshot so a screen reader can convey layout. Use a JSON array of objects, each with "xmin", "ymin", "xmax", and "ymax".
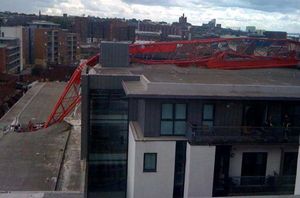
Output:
[
  {"xmin": 72, "ymin": 17, "xmax": 135, "ymax": 43},
  {"xmin": 33, "ymin": 28, "xmax": 79, "ymax": 67}
]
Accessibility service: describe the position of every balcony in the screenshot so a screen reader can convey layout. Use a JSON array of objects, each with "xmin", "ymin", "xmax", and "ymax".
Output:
[
  {"xmin": 187, "ymin": 123, "xmax": 300, "ymax": 145},
  {"xmin": 217, "ymin": 176, "xmax": 295, "ymax": 196}
]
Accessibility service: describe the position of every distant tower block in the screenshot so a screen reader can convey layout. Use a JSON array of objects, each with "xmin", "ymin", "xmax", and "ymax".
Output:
[{"xmin": 179, "ymin": 13, "xmax": 187, "ymax": 24}]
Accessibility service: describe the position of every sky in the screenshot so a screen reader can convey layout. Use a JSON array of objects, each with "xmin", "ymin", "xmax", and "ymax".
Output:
[{"xmin": 1, "ymin": 0, "xmax": 300, "ymax": 33}]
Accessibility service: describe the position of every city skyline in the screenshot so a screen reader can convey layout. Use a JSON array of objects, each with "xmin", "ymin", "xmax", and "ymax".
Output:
[{"xmin": 1, "ymin": 0, "xmax": 300, "ymax": 33}]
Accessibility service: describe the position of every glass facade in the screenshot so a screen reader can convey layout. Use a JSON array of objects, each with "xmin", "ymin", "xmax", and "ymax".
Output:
[{"xmin": 88, "ymin": 89, "xmax": 128, "ymax": 198}]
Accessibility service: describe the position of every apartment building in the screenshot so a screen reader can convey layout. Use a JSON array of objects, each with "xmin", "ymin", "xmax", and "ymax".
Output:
[
  {"xmin": 28, "ymin": 20, "xmax": 79, "ymax": 67},
  {"xmin": 32, "ymin": 28, "xmax": 79, "ymax": 67},
  {"xmin": 61, "ymin": 32, "xmax": 79, "ymax": 64},
  {"xmin": 81, "ymin": 44, "xmax": 300, "ymax": 198},
  {"xmin": 0, "ymin": 26, "xmax": 29, "ymax": 71},
  {"xmin": 0, "ymin": 37, "xmax": 20, "ymax": 73}
]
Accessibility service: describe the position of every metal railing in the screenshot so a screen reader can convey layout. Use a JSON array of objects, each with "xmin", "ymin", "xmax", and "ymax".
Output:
[
  {"xmin": 187, "ymin": 123, "xmax": 300, "ymax": 144},
  {"xmin": 224, "ymin": 175, "xmax": 296, "ymax": 195}
]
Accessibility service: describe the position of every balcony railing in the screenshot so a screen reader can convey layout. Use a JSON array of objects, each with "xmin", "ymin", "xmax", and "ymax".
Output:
[
  {"xmin": 221, "ymin": 176, "xmax": 296, "ymax": 195},
  {"xmin": 187, "ymin": 123, "xmax": 300, "ymax": 144}
]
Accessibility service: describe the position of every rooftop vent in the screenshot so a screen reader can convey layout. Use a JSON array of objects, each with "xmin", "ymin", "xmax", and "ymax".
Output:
[{"xmin": 100, "ymin": 41, "xmax": 130, "ymax": 67}]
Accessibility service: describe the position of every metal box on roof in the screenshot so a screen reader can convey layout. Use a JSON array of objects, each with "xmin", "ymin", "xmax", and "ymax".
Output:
[{"xmin": 100, "ymin": 41, "xmax": 129, "ymax": 67}]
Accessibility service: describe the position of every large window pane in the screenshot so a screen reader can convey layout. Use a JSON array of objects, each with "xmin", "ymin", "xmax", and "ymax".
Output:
[
  {"xmin": 162, "ymin": 104, "xmax": 173, "ymax": 119},
  {"xmin": 203, "ymin": 104, "xmax": 214, "ymax": 120},
  {"xmin": 175, "ymin": 104, "xmax": 186, "ymax": 119},
  {"xmin": 174, "ymin": 121, "xmax": 186, "ymax": 135},
  {"xmin": 241, "ymin": 152, "xmax": 267, "ymax": 185},
  {"xmin": 242, "ymin": 152, "xmax": 267, "ymax": 176},
  {"xmin": 161, "ymin": 121, "xmax": 173, "ymax": 135},
  {"xmin": 283, "ymin": 152, "xmax": 298, "ymax": 176}
]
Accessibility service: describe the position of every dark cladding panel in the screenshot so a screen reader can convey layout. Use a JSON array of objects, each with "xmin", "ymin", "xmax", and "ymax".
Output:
[
  {"xmin": 214, "ymin": 101, "xmax": 243, "ymax": 126},
  {"xmin": 188, "ymin": 100, "xmax": 202, "ymax": 125},
  {"xmin": 138, "ymin": 99, "xmax": 145, "ymax": 134},
  {"xmin": 89, "ymin": 75, "xmax": 139, "ymax": 90},
  {"xmin": 81, "ymin": 75, "xmax": 89, "ymax": 160},
  {"xmin": 144, "ymin": 99, "xmax": 161, "ymax": 137},
  {"xmin": 100, "ymin": 41, "xmax": 129, "ymax": 67},
  {"xmin": 129, "ymin": 98, "xmax": 138, "ymax": 121}
]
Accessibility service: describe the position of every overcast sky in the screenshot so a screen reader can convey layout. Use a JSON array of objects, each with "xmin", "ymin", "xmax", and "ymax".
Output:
[{"xmin": 1, "ymin": 0, "xmax": 300, "ymax": 33}]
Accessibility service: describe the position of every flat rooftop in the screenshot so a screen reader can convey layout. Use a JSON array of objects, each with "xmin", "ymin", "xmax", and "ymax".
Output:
[
  {"xmin": 0, "ymin": 82, "xmax": 82, "ymax": 191},
  {"xmin": 0, "ymin": 192, "xmax": 82, "ymax": 198},
  {"xmin": 93, "ymin": 64, "xmax": 300, "ymax": 100},
  {"xmin": 29, "ymin": 20, "xmax": 60, "ymax": 26}
]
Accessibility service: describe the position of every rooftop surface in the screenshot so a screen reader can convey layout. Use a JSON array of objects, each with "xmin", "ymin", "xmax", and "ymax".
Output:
[
  {"xmin": 93, "ymin": 64, "xmax": 300, "ymax": 99},
  {"xmin": 29, "ymin": 20, "xmax": 60, "ymax": 26},
  {"xmin": 0, "ymin": 82, "xmax": 66, "ymax": 127},
  {"xmin": 0, "ymin": 82, "xmax": 82, "ymax": 191},
  {"xmin": 0, "ymin": 192, "xmax": 82, "ymax": 198}
]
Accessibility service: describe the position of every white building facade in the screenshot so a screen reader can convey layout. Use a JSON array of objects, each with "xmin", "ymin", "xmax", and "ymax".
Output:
[{"xmin": 0, "ymin": 26, "xmax": 27, "ymax": 71}]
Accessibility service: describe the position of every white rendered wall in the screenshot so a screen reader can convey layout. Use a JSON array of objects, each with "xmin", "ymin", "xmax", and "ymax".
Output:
[
  {"xmin": 127, "ymin": 125, "xmax": 176, "ymax": 198},
  {"xmin": 294, "ymin": 146, "xmax": 300, "ymax": 195},
  {"xmin": 0, "ymin": 26, "xmax": 24, "ymax": 71},
  {"xmin": 184, "ymin": 144, "xmax": 216, "ymax": 198},
  {"xmin": 127, "ymin": 125, "xmax": 136, "ymax": 198},
  {"xmin": 229, "ymin": 146, "xmax": 282, "ymax": 177}
]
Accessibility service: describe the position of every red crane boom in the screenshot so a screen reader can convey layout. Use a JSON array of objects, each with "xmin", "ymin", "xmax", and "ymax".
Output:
[{"xmin": 44, "ymin": 54, "xmax": 99, "ymax": 128}]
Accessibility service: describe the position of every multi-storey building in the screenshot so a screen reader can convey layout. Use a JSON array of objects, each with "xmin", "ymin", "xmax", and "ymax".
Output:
[
  {"xmin": 59, "ymin": 31, "xmax": 79, "ymax": 65},
  {"xmin": 72, "ymin": 17, "xmax": 135, "ymax": 43},
  {"xmin": 0, "ymin": 26, "xmax": 29, "ymax": 71},
  {"xmin": 80, "ymin": 43, "xmax": 99, "ymax": 59},
  {"xmin": 33, "ymin": 28, "xmax": 59, "ymax": 66},
  {"xmin": 0, "ymin": 37, "xmax": 20, "ymax": 73},
  {"xmin": 81, "ymin": 44, "xmax": 300, "ymax": 198},
  {"xmin": 28, "ymin": 20, "xmax": 60, "ymax": 65},
  {"xmin": 29, "ymin": 21, "xmax": 79, "ymax": 67}
]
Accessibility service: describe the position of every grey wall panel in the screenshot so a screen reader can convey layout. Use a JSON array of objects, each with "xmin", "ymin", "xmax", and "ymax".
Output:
[
  {"xmin": 137, "ymin": 99, "xmax": 145, "ymax": 134},
  {"xmin": 214, "ymin": 101, "xmax": 243, "ymax": 126},
  {"xmin": 89, "ymin": 75, "xmax": 139, "ymax": 90},
  {"xmin": 129, "ymin": 98, "xmax": 138, "ymax": 121},
  {"xmin": 144, "ymin": 99, "xmax": 161, "ymax": 137},
  {"xmin": 100, "ymin": 42, "xmax": 129, "ymax": 67},
  {"xmin": 188, "ymin": 100, "xmax": 202, "ymax": 125}
]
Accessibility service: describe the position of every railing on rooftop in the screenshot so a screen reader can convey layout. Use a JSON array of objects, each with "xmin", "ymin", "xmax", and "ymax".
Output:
[
  {"xmin": 219, "ymin": 175, "xmax": 296, "ymax": 195},
  {"xmin": 187, "ymin": 123, "xmax": 300, "ymax": 144}
]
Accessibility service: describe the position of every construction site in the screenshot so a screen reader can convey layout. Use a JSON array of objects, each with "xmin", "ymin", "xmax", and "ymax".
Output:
[{"xmin": 0, "ymin": 37, "xmax": 300, "ymax": 198}]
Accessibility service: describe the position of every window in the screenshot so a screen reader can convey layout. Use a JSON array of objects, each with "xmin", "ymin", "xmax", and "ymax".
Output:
[
  {"xmin": 202, "ymin": 104, "xmax": 214, "ymax": 127},
  {"xmin": 241, "ymin": 152, "xmax": 267, "ymax": 185},
  {"xmin": 160, "ymin": 103, "xmax": 187, "ymax": 135},
  {"xmin": 282, "ymin": 152, "xmax": 298, "ymax": 176},
  {"xmin": 144, "ymin": 153, "xmax": 157, "ymax": 172}
]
